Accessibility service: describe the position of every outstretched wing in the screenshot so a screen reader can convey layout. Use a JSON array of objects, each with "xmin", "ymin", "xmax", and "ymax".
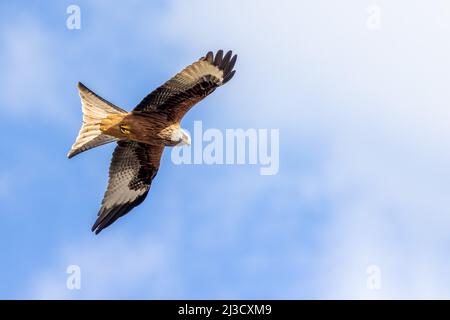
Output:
[
  {"xmin": 134, "ymin": 49, "xmax": 237, "ymax": 122},
  {"xmin": 92, "ymin": 141, "xmax": 164, "ymax": 234}
]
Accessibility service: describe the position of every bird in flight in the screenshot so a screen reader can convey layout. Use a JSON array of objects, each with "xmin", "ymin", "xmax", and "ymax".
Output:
[{"xmin": 68, "ymin": 50, "xmax": 237, "ymax": 234}]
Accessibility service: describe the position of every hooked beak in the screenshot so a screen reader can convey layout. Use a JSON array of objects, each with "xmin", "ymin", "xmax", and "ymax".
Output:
[
  {"xmin": 184, "ymin": 135, "xmax": 192, "ymax": 146},
  {"xmin": 179, "ymin": 134, "xmax": 191, "ymax": 146}
]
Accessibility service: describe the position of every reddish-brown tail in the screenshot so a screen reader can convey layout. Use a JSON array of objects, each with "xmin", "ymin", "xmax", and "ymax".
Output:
[{"xmin": 67, "ymin": 82, "xmax": 126, "ymax": 159}]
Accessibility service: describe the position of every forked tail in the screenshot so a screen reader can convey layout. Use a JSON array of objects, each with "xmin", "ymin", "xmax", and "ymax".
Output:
[{"xmin": 67, "ymin": 82, "xmax": 126, "ymax": 159}]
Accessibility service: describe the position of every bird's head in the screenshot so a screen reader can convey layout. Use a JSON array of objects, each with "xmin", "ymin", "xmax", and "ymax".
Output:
[{"xmin": 173, "ymin": 128, "xmax": 191, "ymax": 146}]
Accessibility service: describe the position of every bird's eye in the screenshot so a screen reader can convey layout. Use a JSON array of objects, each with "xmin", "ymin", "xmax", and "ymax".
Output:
[{"xmin": 120, "ymin": 125, "xmax": 130, "ymax": 134}]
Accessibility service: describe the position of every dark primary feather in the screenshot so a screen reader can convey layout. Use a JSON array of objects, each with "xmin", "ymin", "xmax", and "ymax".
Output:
[
  {"xmin": 133, "ymin": 49, "xmax": 237, "ymax": 122},
  {"xmin": 92, "ymin": 141, "xmax": 164, "ymax": 234}
]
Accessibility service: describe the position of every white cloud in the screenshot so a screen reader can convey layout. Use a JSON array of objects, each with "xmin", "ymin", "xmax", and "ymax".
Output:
[
  {"xmin": 159, "ymin": 0, "xmax": 450, "ymax": 298},
  {"xmin": 161, "ymin": 0, "xmax": 450, "ymax": 143}
]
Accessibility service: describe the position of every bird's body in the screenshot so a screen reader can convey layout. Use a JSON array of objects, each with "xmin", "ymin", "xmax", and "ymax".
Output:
[
  {"xmin": 67, "ymin": 50, "xmax": 237, "ymax": 234},
  {"xmin": 100, "ymin": 111, "xmax": 183, "ymax": 147}
]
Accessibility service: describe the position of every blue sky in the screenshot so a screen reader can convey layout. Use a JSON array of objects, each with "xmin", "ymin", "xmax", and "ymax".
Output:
[{"xmin": 1, "ymin": 0, "xmax": 450, "ymax": 299}]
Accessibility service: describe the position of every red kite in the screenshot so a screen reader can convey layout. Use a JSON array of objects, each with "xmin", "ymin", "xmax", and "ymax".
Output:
[{"xmin": 68, "ymin": 50, "xmax": 237, "ymax": 234}]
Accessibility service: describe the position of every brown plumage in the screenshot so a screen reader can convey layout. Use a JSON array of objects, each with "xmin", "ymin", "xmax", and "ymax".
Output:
[{"xmin": 67, "ymin": 50, "xmax": 237, "ymax": 234}]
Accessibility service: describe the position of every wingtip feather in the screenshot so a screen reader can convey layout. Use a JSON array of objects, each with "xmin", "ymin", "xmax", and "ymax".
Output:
[
  {"xmin": 223, "ymin": 70, "xmax": 236, "ymax": 84},
  {"xmin": 206, "ymin": 51, "xmax": 213, "ymax": 63},
  {"xmin": 214, "ymin": 50, "xmax": 224, "ymax": 66},
  {"xmin": 206, "ymin": 49, "xmax": 237, "ymax": 84}
]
